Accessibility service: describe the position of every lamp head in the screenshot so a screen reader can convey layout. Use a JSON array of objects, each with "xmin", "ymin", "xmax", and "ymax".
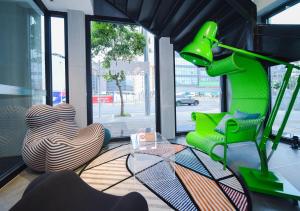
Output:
[{"xmin": 180, "ymin": 21, "xmax": 218, "ymax": 67}]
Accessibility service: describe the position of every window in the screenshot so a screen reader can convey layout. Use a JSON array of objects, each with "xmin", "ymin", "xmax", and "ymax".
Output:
[
  {"xmin": 270, "ymin": 63, "xmax": 300, "ymax": 138},
  {"xmin": 89, "ymin": 21, "xmax": 156, "ymax": 137},
  {"xmin": 175, "ymin": 52, "xmax": 221, "ymax": 132},
  {"xmin": 50, "ymin": 16, "xmax": 67, "ymax": 105},
  {"xmin": 268, "ymin": 2, "xmax": 300, "ymax": 138},
  {"xmin": 0, "ymin": 0, "xmax": 46, "ymax": 181},
  {"xmin": 268, "ymin": 2, "xmax": 300, "ymax": 24}
]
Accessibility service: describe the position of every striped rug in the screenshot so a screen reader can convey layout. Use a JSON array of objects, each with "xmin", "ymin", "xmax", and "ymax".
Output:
[{"xmin": 79, "ymin": 144, "xmax": 251, "ymax": 211}]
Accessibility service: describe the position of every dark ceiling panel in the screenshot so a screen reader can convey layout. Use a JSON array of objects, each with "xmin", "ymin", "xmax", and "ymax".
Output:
[
  {"xmin": 159, "ymin": 0, "xmax": 200, "ymax": 37},
  {"xmin": 114, "ymin": 0, "xmax": 127, "ymax": 13},
  {"xmin": 138, "ymin": 0, "xmax": 161, "ymax": 28},
  {"xmin": 148, "ymin": 0, "xmax": 178, "ymax": 34},
  {"xmin": 255, "ymin": 24, "xmax": 300, "ymax": 62},
  {"xmin": 93, "ymin": 0, "xmax": 129, "ymax": 20},
  {"xmin": 126, "ymin": 0, "xmax": 143, "ymax": 20},
  {"xmin": 97, "ymin": 0, "xmax": 257, "ymax": 57},
  {"xmin": 171, "ymin": 0, "xmax": 222, "ymax": 44}
]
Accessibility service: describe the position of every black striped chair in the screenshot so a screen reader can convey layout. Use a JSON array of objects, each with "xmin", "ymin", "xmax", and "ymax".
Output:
[{"xmin": 22, "ymin": 104, "xmax": 104, "ymax": 172}]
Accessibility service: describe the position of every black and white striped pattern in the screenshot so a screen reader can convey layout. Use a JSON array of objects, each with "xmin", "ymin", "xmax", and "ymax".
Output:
[
  {"xmin": 220, "ymin": 184, "xmax": 248, "ymax": 211},
  {"xmin": 22, "ymin": 104, "xmax": 104, "ymax": 172},
  {"xmin": 219, "ymin": 176, "xmax": 244, "ymax": 193}
]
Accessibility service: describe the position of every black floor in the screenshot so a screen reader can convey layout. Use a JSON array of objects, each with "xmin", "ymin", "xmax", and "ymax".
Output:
[{"xmin": 173, "ymin": 136, "xmax": 300, "ymax": 211}]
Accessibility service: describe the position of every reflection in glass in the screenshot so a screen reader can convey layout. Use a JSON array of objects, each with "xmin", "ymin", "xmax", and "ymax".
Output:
[
  {"xmin": 271, "ymin": 62, "xmax": 300, "ymax": 137},
  {"xmin": 175, "ymin": 52, "xmax": 221, "ymax": 132},
  {"xmin": 0, "ymin": 0, "xmax": 46, "ymax": 179}
]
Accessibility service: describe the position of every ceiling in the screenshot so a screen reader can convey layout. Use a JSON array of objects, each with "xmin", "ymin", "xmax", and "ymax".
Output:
[
  {"xmin": 41, "ymin": 0, "xmax": 94, "ymax": 14},
  {"xmin": 94, "ymin": 0, "xmax": 257, "ymax": 59}
]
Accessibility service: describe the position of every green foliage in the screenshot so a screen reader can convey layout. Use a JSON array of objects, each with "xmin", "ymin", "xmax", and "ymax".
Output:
[
  {"xmin": 103, "ymin": 70, "xmax": 126, "ymax": 83},
  {"xmin": 91, "ymin": 22, "xmax": 146, "ymax": 69},
  {"xmin": 91, "ymin": 22, "xmax": 146, "ymax": 117}
]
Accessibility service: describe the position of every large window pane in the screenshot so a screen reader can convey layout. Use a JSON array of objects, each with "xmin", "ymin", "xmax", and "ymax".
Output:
[
  {"xmin": 175, "ymin": 52, "xmax": 221, "ymax": 132},
  {"xmin": 90, "ymin": 21, "xmax": 156, "ymax": 137},
  {"xmin": 271, "ymin": 62, "xmax": 300, "ymax": 137},
  {"xmin": 0, "ymin": 1, "xmax": 45, "ymax": 178},
  {"xmin": 268, "ymin": 2, "xmax": 300, "ymax": 138},
  {"xmin": 51, "ymin": 17, "xmax": 66, "ymax": 105}
]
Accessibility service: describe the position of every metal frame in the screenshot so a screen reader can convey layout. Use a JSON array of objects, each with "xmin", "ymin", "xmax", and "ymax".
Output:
[
  {"xmin": 85, "ymin": 15, "xmax": 161, "ymax": 139},
  {"xmin": 48, "ymin": 11, "xmax": 70, "ymax": 104},
  {"xmin": 154, "ymin": 36, "xmax": 161, "ymax": 133},
  {"xmin": 45, "ymin": 13, "xmax": 52, "ymax": 105}
]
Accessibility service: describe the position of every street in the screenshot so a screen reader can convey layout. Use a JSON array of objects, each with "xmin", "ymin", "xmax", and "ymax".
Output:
[
  {"xmin": 92, "ymin": 97, "xmax": 300, "ymax": 138},
  {"xmin": 93, "ymin": 98, "xmax": 220, "ymax": 136}
]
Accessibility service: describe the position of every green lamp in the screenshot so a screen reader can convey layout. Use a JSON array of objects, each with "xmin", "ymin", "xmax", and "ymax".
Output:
[
  {"xmin": 180, "ymin": 21, "xmax": 218, "ymax": 66},
  {"xmin": 181, "ymin": 21, "xmax": 300, "ymax": 201}
]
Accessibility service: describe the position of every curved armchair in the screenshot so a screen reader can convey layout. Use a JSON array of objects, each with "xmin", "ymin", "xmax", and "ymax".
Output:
[
  {"xmin": 186, "ymin": 53, "xmax": 269, "ymax": 169},
  {"xmin": 22, "ymin": 104, "xmax": 104, "ymax": 172}
]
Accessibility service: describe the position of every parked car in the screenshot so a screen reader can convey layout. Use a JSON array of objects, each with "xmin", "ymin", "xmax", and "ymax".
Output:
[{"xmin": 176, "ymin": 94, "xmax": 199, "ymax": 106}]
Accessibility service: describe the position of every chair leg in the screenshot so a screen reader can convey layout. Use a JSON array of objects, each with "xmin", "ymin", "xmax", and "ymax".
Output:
[{"xmin": 223, "ymin": 144, "xmax": 227, "ymax": 170}]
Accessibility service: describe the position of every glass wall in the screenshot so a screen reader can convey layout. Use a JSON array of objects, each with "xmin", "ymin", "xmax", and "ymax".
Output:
[
  {"xmin": 51, "ymin": 16, "xmax": 67, "ymax": 105},
  {"xmin": 175, "ymin": 52, "xmax": 221, "ymax": 132},
  {"xmin": 271, "ymin": 63, "xmax": 300, "ymax": 138},
  {"xmin": 268, "ymin": 2, "xmax": 300, "ymax": 138},
  {"xmin": 90, "ymin": 21, "xmax": 156, "ymax": 137},
  {"xmin": 0, "ymin": 1, "xmax": 45, "ymax": 179}
]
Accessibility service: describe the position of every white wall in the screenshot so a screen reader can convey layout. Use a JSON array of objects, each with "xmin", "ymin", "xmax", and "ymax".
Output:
[
  {"xmin": 159, "ymin": 37, "xmax": 176, "ymax": 139},
  {"xmin": 68, "ymin": 10, "xmax": 87, "ymax": 127}
]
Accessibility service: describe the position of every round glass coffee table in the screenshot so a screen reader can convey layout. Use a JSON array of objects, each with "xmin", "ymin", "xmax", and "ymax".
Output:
[{"xmin": 129, "ymin": 128, "xmax": 176, "ymax": 184}]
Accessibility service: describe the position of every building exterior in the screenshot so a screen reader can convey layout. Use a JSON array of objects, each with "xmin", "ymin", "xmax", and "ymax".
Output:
[
  {"xmin": 92, "ymin": 60, "xmax": 155, "ymax": 103},
  {"xmin": 174, "ymin": 52, "xmax": 220, "ymax": 96}
]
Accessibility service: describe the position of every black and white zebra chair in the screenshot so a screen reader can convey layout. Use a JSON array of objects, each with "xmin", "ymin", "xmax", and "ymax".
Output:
[{"xmin": 22, "ymin": 104, "xmax": 104, "ymax": 172}]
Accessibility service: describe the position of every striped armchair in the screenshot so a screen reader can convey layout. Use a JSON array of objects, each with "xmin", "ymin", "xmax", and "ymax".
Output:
[{"xmin": 22, "ymin": 104, "xmax": 104, "ymax": 172}]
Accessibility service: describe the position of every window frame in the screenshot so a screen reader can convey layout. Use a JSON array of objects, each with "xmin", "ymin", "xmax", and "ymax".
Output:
[{"xmin": 48, "ymin": 11, "xmax": 69, "ymax": 105}]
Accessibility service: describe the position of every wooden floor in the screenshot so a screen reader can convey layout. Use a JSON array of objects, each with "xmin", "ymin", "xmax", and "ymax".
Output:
[{"xmin": 1, "ymin": 138, "xmax": 300, "ymax": 211}]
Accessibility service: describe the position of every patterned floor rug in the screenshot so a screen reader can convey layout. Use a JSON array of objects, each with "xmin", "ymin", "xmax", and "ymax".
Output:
[{"xmin": 79, "ymin": 144, "xmax": 251, "ymax": 211}]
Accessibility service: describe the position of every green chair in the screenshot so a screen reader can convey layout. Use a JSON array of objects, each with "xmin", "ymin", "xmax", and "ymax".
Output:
[{"xmin": 186, "ymin": 53, "xmax": 269, "ymax": 169}]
